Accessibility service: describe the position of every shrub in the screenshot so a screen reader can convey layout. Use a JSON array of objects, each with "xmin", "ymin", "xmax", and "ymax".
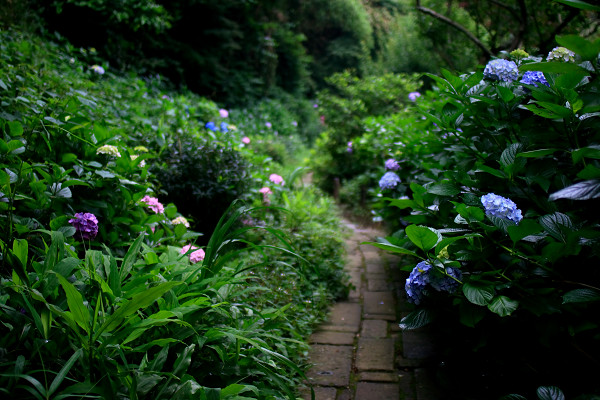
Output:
[{"xmin": 366, "ymin": 36, "xmax": 600, "ymax": 397}]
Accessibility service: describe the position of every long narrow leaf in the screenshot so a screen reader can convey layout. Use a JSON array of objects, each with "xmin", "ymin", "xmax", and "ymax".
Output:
[{"xmin": 48, "ymin": 348, "xmax": 83, "ymax": 397}]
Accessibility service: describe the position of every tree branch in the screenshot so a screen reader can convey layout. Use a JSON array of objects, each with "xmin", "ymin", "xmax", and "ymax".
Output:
[{"xmin": 415, "ymin": 0, "xmax": 493, "ymax": 58}]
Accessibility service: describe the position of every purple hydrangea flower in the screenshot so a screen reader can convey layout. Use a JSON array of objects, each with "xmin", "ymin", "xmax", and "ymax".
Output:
[
  {"xmin": 405, "ymin": 261, "xmax": 433, "ymax": 304},
  {"xmin": 69, "ymin": 212, "xmax": 99, "ymax": 240},
  {"xmin": 379, "ymin": 171, "xmax": 401, "ymax": 190},
  {"xmin": 520, "ymin": 71, "xmax": 549, "ymax": 87},
  {"xmin": 385, "ymin": 158, "xmax": 400, "ymax": 171},
  {"xmin": 430, "ymin": 266, "xmax": 462, "ymax": 293},
  {"xmin": 347, "ymin": 141, "xmax": 353, "ymax": 153},
  {"xmin": 481, "ymin": 193, "xmax": 523, "ymax": 224},
  {"xmin": 406, "ymin": 262, "xmax": 463, "ymax": 304},
  {"xmin": 408, "ymin": 92, "xmax": 421, "ymax": 101},
  {"xmin": 265, "ymin": 122, "xmax": 272, "ymax": 129},
  {"xmin": 483, "ymin": 59, "xmax": 519, "ymax": 83},
  {"xmin": 219, "ymin": 109, "xmax": 229, "ymax": 118}
]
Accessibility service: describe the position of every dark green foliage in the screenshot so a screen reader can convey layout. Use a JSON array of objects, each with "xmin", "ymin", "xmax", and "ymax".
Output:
[{"xmin": 153, "ymin": 139, "xmax": 251, "ymax": 242}]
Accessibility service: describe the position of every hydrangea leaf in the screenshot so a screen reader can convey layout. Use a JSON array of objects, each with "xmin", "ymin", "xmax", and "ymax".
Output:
[
  {"xmin": 538, "ymin": 212, "xmax": 573, "ymax": 242},
  {"xmin": 426, "ymin": 182, "xmax": 461, "ymax": 196},
  {"xmin": 487, "ymin": 295, "xmax": 519, "ymax": 317},
  {"xmin": 459, "ymin": 302, "xmax": 486, "ymax": 328},
  {"xmin": 405, "ymin": 225, "xmax": 440, "ymax": 251},
  {"xmin": 399, "ymin": 308, "xmax": 433, "ymax": 330},
  {"xmin": 536, "ymin": 386, "xmax": 565, "ymax": 400},
  {"xmin": 507, "ymin": 220, "xmax": 543, "ymax": 243},
  {"xmin": 552, "ymin": 0, "xmax": 600, "ymax": 12},
  {"xmin": 571, "ymin": 145, "xmax": 600, "ymax": 164},
  {"xmin": 463, "ymin": 281, "xmax": 495, "ymax": 306},
  {"xmin": 517, "ymin": 148, "xmax": 558, "ymax": 158},
  {"xmin": 562, "ymin": 288, "xmax": 600, "ymax": 304},
  {"xmin": 549, "ymin": 180, "xmax": 600, "ymax": 201},
  {"xmin": 520, "ymin": 62, "xmax": 590, "ymax": 75},
  {"xmin": 364, "ymin": 239, "xmax": 420, "ymax": 258}
]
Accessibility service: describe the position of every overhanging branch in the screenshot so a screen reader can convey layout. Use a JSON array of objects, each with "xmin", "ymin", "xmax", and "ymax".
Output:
[{"xmin": 415, "ymin": 0, "xmax": 493, "ymax": 58}]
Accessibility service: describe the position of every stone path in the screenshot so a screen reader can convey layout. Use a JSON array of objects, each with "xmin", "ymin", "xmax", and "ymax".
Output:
[{"xmin": 301, "ymin": 220, "xmax": 442, "ymax": 400}]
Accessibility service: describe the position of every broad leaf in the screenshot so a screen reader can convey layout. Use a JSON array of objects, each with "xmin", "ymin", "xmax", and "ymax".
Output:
[
  {"xmin": 537, "ymin": 386, "xmax": 565, "ymax": 400},
  {"xmin": 399, "ymin": 308, "xmax": 433, "ymax": 330},
  {"xmin": 507, "ymin": 220, "xmax": 543, "ymax": 243},
  {"xmin": 549, "ymin": 179, "xmax": 600, "ymax": 201},
  {"xmin": 405, "ymin": 225, "xmax": 440, "ymax": 252},
  {"xmin": 487, "ymin": 296, "xmax": 519, "ymax": 317},
  {"xmin": 562, "ymin": 288, "xmax": 600, "ymax": 303},
  {"xmin": 463, "ymin": 281, "xmax": 495, "ymax": 306},
  {"xmin": 56, "ymin": 274, "xmax": 90, "ymax": 334},
  {"xmin": 539, "ymin": 212, "xmax": 573, "ymax": 242}
]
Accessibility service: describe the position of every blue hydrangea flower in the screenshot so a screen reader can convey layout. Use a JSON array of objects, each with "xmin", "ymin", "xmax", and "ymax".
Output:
[
  {"xmin": 405, "ymin": 261, "xmax": 432, "ymax": 304},
  {"xmin": 220, "ymin": 122, "xmax": 229, "ymax": 132},
  {"xmin": 205, "ymin": 121, "xmax": 217, "ymax": 131},
  {"xmin": 385, "ymin": 158, "xmax": 400, "ymax": 171},
  {"xmin": 520, "ymin": 71, "xmax": 549, "ymax": 87},
  {"xmin": 379, "ymin": 171, "xmax": 401, "ymax": 190},
  {"xmin": 430, "ymin": 266, "xmax": 462, "ymax": 293},
  {"xmin": 481, "ymin": 193, "xmax": 523, "ymax": 224},
  {"xmin": 483, "ymin": 59, "xmax": 519, "ymax": 83}
]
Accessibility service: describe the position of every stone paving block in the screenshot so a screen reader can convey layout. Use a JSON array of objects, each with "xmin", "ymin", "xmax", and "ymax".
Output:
[
  {"xmin": 320, "ymin": 324, "xmax": 360, "ymax": 333},
  {"xmin": 397, "ymin": 370, "xmax": 416, "ymax": 400},
  {"xmin": 360, "ymin": 319, "xmax": 388, "ymax": 338},
  {"xmin": 368, "ymin": 278, "xmax": 391, "ymax": 292},
  {"xmin": 402, "ymin": 329, "xmax": 436, "ymax": 360},
  {"xmin": 348, "ymin": 269, "xmax": 362, "ymax": 289},
  {"xmin": 310, "ymin": 331, "xmax": 356, "ymax": 345},
  {"xmin": 327, "ymin": 302, "xmax": 362, "ymax": 332},
  {"xmin": 355, "ymin": 382, "xmax": 399, "ymax": 399},
  {"xmin": 365, "ymin": 272, "xmax": 387, "ymax": 281},
  {"xmin": 359, "ymin": 371, "xmax": 400, "ymax": 382},
  {"xmin": 306, "ymin": 345, "xmax": 353, "ymax": 387},
  {"xmin": 346, "ymin": 252, "xmax": 363, "ymax": 269},
  {"xmin": 356, "ymin": 338, "xmax": 395, "ymax": 371},
  {"xmin": 365, "ymin": 261, "xmax": 386, "ymax": 274},
  {"xmin": 336, "ymin": 388, "xmax": 352, "ymax": 400},
  {"xmin": 300, "ymin": 386, "xmax": 337, "ymax": 400},
  {"xmin": 363, "ymin": 291, "xmax": 396, "ymax": 316},
  {"xmin": 415, "ymin": 368, "xmax": 443, "ymax": 400},
  {"xmin": 363, "ymin": 313, "xmax": 397, "ymax": 321}
]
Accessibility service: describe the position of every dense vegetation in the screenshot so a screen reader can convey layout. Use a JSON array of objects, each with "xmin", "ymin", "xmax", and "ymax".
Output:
[{"xmin": 2, "ymin": 0, "xmax": 600, "ymax": 399}]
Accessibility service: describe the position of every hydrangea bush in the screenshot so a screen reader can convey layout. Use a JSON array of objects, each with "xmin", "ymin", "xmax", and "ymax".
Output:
[{"xmin": 365, "ymin": 34, "xmax": 600, "ymax": 396}]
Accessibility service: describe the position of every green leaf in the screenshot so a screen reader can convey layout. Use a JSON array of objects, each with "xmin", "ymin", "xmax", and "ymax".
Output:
[
  {"xmin": 120, "ymin": 234, "xmax": 144, "ymax": 281},
  {"xmin": 459, "ymin": 302, "xmax": 486, "ymax": 327},
  {"xmin": 476, "ymin": 165, "xmax": 506, "ymax": 178},
  {"xmin": 520, "ymin": 62, "xmax": 591, "ymax": 75},
  {"xmin": 523, "ymin": 104, "xmax": 560, "ymax": 119},
  {"xmin": 386, "ymin": 198, "xmax": 416, "ymax": 209},
  {"xmin": 549, "ymin": 179, "xmax": 600, "ymax": 201},
  {"xmin": 517, "ymin": 148, "xmax": 558, "ymax": 158},
  {"xmin": 572, "ymin": 145, "xmax": 600, "ymax": 164},
  {"xmin": 552, "ymin": 0, "xmax": 600, "ymax": 11},
  {"xmin": 577, "ymin": 164, "xmax": 600, "ymax": 179},
  {"xmin": 497, "ymin": 86, "xmax": 515, "ymax": 102},
  {"xmin": 363, "ymin": 240, "xmax": 420, "ymax": 258},
  {"xmin": 405, "ymin": 225, "xmax": 440, "ymax": 252},
  {"xmin": 500, "ymin": 395, "xmax": 528, "ymax": 400},
  {"xmin": 220, "ymin": 384, "xmax": 259, "ymax": 399},
  {"xmin": 536, "ymin": 386, "xmax": 565, "ymax": 400},
  {"xmin": 463, "ymin": 281, "xmax": 495, "ymax": 306},
  {"xmin": 48, "ymin": 349, "xmax": 83, "ymax": 397},
  {"xmin": 507, "ymin": 220, "xmax": 543, "ymax": 243},
  {"xmin": 172, "ymin": 344, "xmax": 195, "ymax": 377},
  {"xmin": 12, "ymin": 239, "xmax": 28, "ymax": 269},
  {"xmin": 539, "ymin": 212, "xmax": 573, "ymax": 242},
  {"xmin": 434, "ymin": 234, "xmax": 481, "ymax": 255},
  {"xmin": 487, "ymin": 296, "xmax": 519, "ymax": 317},
  {"xmin": 426, "ymin": 182, "xmax": 460, "ymax": 196},
  {"xmin": 7, "ymin": 121, "xmax": 24, "ymax": 136},
  {"xmin": 95, "ymin": 281, "xmax": 182, "ymax": 338},
  {"xmin": 56, "ymin": 274, "xmax": 90, "ymax": 334},
  {"xmin": 562, "ymin": 288, "xmax": 600, "ymax": 303},
  {"xmin": 487, "ymin": 215, "xmax": 517, "ymax": 232},
  {"xmin": 399, "ymin": 308, "xmax": 433, "ymax": 330}
]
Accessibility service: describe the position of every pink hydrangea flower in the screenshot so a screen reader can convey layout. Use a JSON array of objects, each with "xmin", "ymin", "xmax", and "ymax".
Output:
[
  {"xmin": 219, "ymin": 109, "xmax": 229, "ymax": 118},
  {"xmin": 180, "ymin": 244, "xmax": 205, "ymax": 263},
  {"xmin": 141, "ymin": 195, "xmax": 164, "ymax": 214},
  {"xmin": 259, "ymin": 187, "xmax": 272, "ymax": 195},
  {"xmin": 269, "ymin": 174, "xmax": 284, "ymax": 185},
  {"xmin": 242, "ymin": 136, "xmax": 251, "ymax": 144}
]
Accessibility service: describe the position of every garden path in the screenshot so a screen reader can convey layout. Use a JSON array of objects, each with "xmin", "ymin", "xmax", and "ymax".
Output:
[{"xmin": 301, "ymin": 219, "xmax": 442, "ymax": 400}]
